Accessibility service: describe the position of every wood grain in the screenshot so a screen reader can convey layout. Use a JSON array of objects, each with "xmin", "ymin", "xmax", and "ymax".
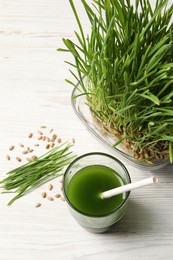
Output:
[{"xmin": 0, "ymin": 0, "xmax": 173, "ymax": 259}]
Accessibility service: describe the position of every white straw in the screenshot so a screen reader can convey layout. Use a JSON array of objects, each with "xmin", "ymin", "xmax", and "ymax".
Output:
[{"xmin": 100, "ymin": 176, "xmax": 158, "ymax": 199}]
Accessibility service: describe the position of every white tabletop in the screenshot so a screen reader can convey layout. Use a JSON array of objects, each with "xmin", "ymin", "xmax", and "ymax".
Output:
[{"xmin": 0, "ymin": 0, "xmax": 173, "ymax": 259}]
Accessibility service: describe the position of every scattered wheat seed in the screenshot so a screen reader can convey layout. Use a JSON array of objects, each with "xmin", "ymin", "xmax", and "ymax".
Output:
[
  {"xmin": 51, "ymin": 134, "xmax": 57, "ymax": 141},
  {"xmin": 31, "ymin": 155, "xmax": 37, "ymax": 160},
  {"xmin": 41, "ymin": 192, "xmax": 47, "ymax": 198},
  {"xmin": 34, "ymin": 144, "xmax": 39, "ymax": 147},
  {"xmin": 29, "ymin": 149, "xmax": 34, "ymax": 153},
  {"xmin": 35, "ymin": 203, "xmax": 41, "ymax": 208},
  {"xmin": 50, "ymin": 142, "xmax": 55, "ymax": 148},
  {"xmin": 9, "ymin": 145, "xmax": 14, "ymax": 151},
  {"xmin": 72, "ymin": 138, "xmax": 75, "ymax": 144},
  {"xmin": 59, "ymin": 178, "xmax": 63, "ymax": 183},
  {"xmin": 57, "ymin": 138, "xmax": 61, "ymax": 143},
  {"xmin": 18, "ymin": 143, "xmax": 24, "ymax": 148},
  {"xmin": 37, "ymin": 136, "xmax": 43, "ymax": 140},
  {"xmin": 45, "ymin": 144, "xmax": 50, "ymax": 149},
  {"xmin": 60, "ymin": 196, "xmax": 65, "ymax": 202},
  {"xmin": 37, "ymin": 130, "xmax": 43, "ymax": 135},
  {"xmin": 16, "ymin": 156, "xmax": 21, "ymax": 162},
  {"xmin": 48, "ymin": 184, "xmax": 53, "ymax": 191},
  {"xmin": 6, "ymin": 155, "xmax": 10, "ymax": 160},
  {"xmin": 28, "ymin": 133, "xmax": 33, "ymax": 138},
  {"xmin": 47, "ymin": 196, "xmax": 54, "ymax": 201},
  {"xmin": 45, "ymin": 137, "xmax": 50, "ymax": 142},
  {"xmin": 22, "ymin": 150, "xmax": 28, "ymax": 154},
  {"xmin": 43, "ymin": 136, "xmax": 46, "ymax": 141},
  {"xmin": 55, "ymin": 193, "xmax": 61, "ymax": 198},
  {"xmin": 26, "ymin": 158, "xmax": 31, "ymax": 162},
  {"xmin": 40, "ymin": 125, "xmax": 46, "ymax": 129},
  {"xmin": 50, "ymin": 129, "xmax": 53, "ymax": 133}
]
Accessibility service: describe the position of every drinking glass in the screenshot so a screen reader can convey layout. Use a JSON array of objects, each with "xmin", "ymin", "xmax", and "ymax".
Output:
[{"xmin": 63, "ymin": 152, "xmax": 131, "ymax": 233}]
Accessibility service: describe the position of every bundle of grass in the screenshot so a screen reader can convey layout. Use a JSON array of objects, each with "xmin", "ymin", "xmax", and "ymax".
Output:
[{"xmin": 59, "ymin": 0, "xmax": 173, "ymax": 164}]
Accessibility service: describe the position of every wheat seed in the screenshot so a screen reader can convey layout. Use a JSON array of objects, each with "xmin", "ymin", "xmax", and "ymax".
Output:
[
  {"xmin": 22, "ymin": 150, "xmax": 28, "ymax": 154},
  {"xmin": 43, "ymin": 136, "xmax": 46, "ymax": 141},
  {"xmin": 47, "ymin": 196, "xmax": 54, "ymax": 201},
  {"xmin": 16, "ymin": 157, "xmax": 21, "ymax": 162},
  {"xmin": 59, "ymin": 178, "xmax": 63, "ymax": 183},
  {"xmin": 60, "ymin": 196, "xmax": 65, "ymax": 202},
  {"xmin": 28, "ymin": 133, "xmax": 33, "ymax": 138},
  {"xmin": 48, "ymin": 184, "xmax": 53, "ymax": 191},
  {"xmin": 45, "ymin": 137, "xmax": 50, "ymax": 142},
  {"xmin": 37, "ymin": 130, "xmax": 43, "ymax": 135},
  {"xmin": 9, "ymin": 145, "xmax": 14, "ymax": 151},
  {"xmin": 45, "ymin": 144, "xmax": 50, "ymax": 149},
  {"xmin": 41, "ymin": 192, "xmax": 47, "ymax": 198},
  {"xmin": 57, "ymin": 138, "xmax": 61, "ymax": 143},
  {"xmin": 35, "ymin": 203, "xmax": 41, "ymax": 208},
  {"xmin": 50, "ymin": 142, "xmax": 55, "ymax": 148},
  {"xmin": 6, "ymin": 155, "xmax": 10, "ymax": 160},
  {"xmin": 55, "ymin": 193, "xmax": 61, "ymax": 198},
  {"xmin": 51, "ymin": 134, "xmax": 57, "ymax": 141},
  {"xmin": 31, "ymin": 155, "xmax": 37, "ymax": 160},
  {"xmin": 18, "ymin": 143, "xmax": 24, "ymax": 148}
]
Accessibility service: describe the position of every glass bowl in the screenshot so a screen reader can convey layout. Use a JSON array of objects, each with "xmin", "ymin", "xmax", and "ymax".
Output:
[{"xmin": 71, "ymin": 87, "xmax": 169, "ymax": 171}]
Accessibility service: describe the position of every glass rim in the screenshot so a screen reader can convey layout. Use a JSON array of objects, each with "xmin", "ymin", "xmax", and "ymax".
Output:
[{"xmin": 63, "ymin": 152, "xmax": 131, "ymax": 218}]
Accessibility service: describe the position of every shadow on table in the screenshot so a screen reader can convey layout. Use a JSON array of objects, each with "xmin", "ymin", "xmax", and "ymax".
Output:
[
  {"xmin": 151, "ymin": 163, "xmax": 173, "ymax": 175},
  {"xmin": 104, "ymin": 164, "xmax": 173, "ymax": 235},
  {"xmin": 107, "ymin": 199, "xmax": 158, "ymax": 235}
]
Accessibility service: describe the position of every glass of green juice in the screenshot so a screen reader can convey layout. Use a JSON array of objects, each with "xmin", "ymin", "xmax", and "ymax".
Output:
[{"xmin": 63, "ymin": 152, "xmax": 131, "ymax": 233}]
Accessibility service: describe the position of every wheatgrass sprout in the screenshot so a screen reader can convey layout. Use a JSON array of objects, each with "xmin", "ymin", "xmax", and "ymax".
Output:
[{"xmin": 59, "ymin": 0, "xmax": 173, "ymax": 164}]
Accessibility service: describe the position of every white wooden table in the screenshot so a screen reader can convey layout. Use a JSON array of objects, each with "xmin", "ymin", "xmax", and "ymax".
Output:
[{"xmin": 0, "ymin": 1, "xmax": 173, "ymax": 259}]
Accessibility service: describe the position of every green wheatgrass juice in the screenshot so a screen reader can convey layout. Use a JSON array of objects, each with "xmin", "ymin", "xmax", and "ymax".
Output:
[{"xmin": 66, "ymin": 165, "xmax": 126, "ymax": 216}]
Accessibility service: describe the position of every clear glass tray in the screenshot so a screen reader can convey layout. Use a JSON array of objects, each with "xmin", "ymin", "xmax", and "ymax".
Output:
[{"xmin": 71, "ymin": 87, "xmax": 169, "ymax": 171}]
